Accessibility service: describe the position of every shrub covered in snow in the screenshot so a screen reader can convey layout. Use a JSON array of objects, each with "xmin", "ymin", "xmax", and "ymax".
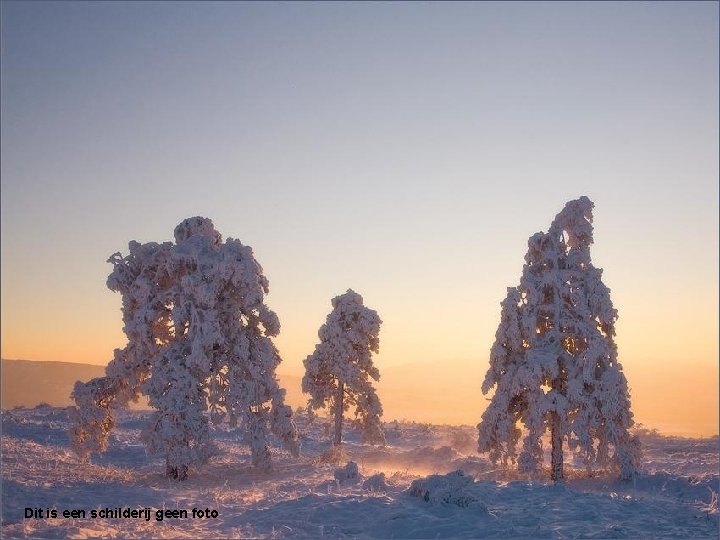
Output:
[
  {"xmin": 477, "ymin": 197, "xmax": 640, "ymax": 481},
  {"xmin": 302, "ymin": 290, "xmax": 385, "ymax": 446},
  {"xmin": 407, "ymin": 470, "xmax": 484, "ymax": 509},
  {"xmin": 362, "ymin": 472, "xmax": 388, "ymax": 492},
  {"xmin": 70, "ymin": 217, "xmax": 299, "ymax": 479},
  {"xmin": 334, "ymin": 461, "xmax": 361, "ymax": 485}
]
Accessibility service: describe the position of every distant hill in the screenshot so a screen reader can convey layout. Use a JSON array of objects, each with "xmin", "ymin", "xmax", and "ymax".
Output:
[
  {"xmin": 3, "ymin": 358, "xmax": 713, "ymax": 436},
  {"xmin": 0, "ymin": 358, "xmax": 485, "ymax": 425},
  {"xmin": 2, "ymin": 359, "xmax": 109, "ymax": 409},
  {"xmin": 0, "ymin": 359, "xmax": 303, "ymax": 412}
]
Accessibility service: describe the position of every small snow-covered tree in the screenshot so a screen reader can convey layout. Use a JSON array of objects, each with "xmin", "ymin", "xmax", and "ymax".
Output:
[
  {"xmin": 478, "ymin": 197, "xmax": 640, "ymax": 481},
  {"xmin": 302, "ymin": 289, "xmax": 385, "ymax": 446},
  {"xmin": 70, "ymin": 217, "xmax": 299, "ymax": 479}
]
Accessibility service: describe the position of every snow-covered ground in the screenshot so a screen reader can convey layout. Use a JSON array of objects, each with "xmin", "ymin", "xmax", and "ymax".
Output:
[{"xmin": 1, "ymin": 407, "xmax": 718, "ymax": 539}]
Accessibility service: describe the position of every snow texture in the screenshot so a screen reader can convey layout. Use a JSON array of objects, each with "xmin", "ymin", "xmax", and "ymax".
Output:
[
  {"xmin": 70, "ymin": 217, "xmax": 299, "ymax": 479},
  {"xmin": 302, "ymin": 289, "xmax": 385, "ymax": 446},
  {"xmin": 4, "ymin": 407, "xmax": 717, "ymax": 539},
  {"xmin": 408, "ymin": 470, "xmax": 485, "ymax": 509},
  {"xmin": 478, "ymin": 197, "xmax": 641, "ymax": 480}
]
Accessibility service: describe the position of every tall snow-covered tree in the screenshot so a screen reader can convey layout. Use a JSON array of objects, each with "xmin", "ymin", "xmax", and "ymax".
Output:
[
  {"xmin": 478, "ymin": 197, "xmax": 640, "ymax": 481},
  {"xmin": 302, "ymin": 289, "xmax": 385, "ymax": 446},
  {"xmin": 70, "ymin": 217, "xmax": 299, "ymax": 479}
]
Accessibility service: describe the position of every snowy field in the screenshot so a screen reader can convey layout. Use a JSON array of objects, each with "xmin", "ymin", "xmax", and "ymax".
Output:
[{"xmin": 1, "ymin": 407, "xmax": 718, "ymax": 539}]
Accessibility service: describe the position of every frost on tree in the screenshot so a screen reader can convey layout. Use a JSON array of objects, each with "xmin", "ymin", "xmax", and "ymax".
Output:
[
  {"xmin": 477, "ymin": 197, "xmax": 640, "ymax": 481},
  {"xmin": 302, "ymin": 290, "xmax": 385, "ymax": 446},
  {"xmin": 70, "ymin": 217, "xmax": 299, "ymax": 479}
]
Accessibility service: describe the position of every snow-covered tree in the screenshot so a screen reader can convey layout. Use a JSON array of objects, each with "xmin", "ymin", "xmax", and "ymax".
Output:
[
  {"xmin": 70, "ymin": 217, "xmax": 299, "ymax": 479},
  {"xmin": 478, "ymin": 197, "xmax": 640, "ymax": 481},
  {"xmin": 302, "ymin": 289, "xmax": 385, "ymax": 446}
]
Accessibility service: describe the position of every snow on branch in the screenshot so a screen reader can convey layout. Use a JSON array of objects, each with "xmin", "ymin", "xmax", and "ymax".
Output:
[
  {"xmin": 70, "ymin": 217, "xmax": 299, "ymax": 479},
  {"xmin": 478, "ymin": 197, "xmax": 640, "ymax": 481},
  {"xmin": 302, "ymin": 289, "xmax": 385, "ymax": 446}
]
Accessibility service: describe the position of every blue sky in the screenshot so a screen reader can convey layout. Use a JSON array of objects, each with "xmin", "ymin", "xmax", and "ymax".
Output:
[{"xmin": 1, "ymin": 2, "xmax": 718, "ymax": 432}]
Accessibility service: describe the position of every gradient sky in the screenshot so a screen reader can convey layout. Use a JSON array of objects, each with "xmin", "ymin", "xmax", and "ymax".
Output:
[{"xmin": 2, "ymin": 2, "xmax": 718, "ymax": 435}]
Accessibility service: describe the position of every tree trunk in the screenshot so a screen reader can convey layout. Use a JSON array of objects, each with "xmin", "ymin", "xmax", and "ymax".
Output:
[
  {"xmin": 550, "ymin": 353, "xmax": 566, "ymax": 482},
  {"xmin": 166, "ymin": 461, "xmax": 188, "ymax": 481},
  {"xmin": 333, "ymin": 383, "xmax": 344, "ymax": 446},
  {"xmin": 550, "ymin": 411, "xmax": 564, "ymax": 482},
  {"xmin": 166, "ymin": 460, "xmax": 177, "ymax": 479}
]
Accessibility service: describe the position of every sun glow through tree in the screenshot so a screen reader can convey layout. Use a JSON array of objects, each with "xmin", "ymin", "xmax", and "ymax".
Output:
[{"xmin": 477, "ymin": 197, "xmax": 641, "ymax": 481}]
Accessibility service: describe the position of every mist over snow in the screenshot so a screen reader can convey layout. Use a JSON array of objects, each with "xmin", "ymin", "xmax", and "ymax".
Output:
[{"xmin": 2, "ymin": 406, "xmax": 718, "ymax": 538}]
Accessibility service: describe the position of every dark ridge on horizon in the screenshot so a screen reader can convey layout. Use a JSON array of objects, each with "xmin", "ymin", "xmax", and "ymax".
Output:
[{"xmin": 0, "ymin": 358, "xmax": 303, "ymax": 411}]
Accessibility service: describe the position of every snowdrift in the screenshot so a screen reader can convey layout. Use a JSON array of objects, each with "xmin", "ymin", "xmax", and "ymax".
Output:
[{"xmin": 1, "ymin": 407, "xmax": 718, "ymax": 538}]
